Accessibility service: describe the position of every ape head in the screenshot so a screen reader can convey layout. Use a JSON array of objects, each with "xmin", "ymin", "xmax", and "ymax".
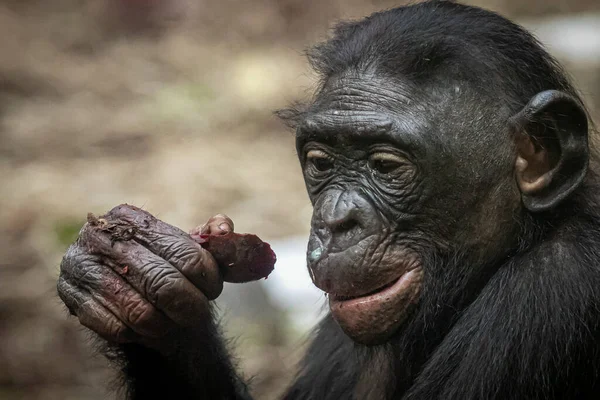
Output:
[{"xmin": 278, "ymin": 1, "xmax": 591, "ymax": 345}]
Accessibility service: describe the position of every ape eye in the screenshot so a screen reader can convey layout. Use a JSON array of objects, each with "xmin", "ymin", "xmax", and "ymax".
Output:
[
  {"xmin": 369, "ymin": 153, "xmax": 406, "ymax": 175},
  {"xmin": 306, "ymin": 149, "xmax": 334, "ymax": 172}
]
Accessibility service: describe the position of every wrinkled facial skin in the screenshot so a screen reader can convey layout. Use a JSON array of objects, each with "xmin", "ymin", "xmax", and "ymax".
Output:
[{"xmin": 296, "ymin": 73, "xmax": 522, "ymax": 344}]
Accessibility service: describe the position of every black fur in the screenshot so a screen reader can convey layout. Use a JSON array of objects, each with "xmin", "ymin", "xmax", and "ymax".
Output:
[
  {"xmin": 278, "ymin": 1, "xmax": 582, "ymax": 126},
  {"xmin": 281, "ymin": 1, "xmax": 600, "ymax": 399},
  {"xmin": 104, "ymin": 312, "xmax": 253, "ymax": 400}
]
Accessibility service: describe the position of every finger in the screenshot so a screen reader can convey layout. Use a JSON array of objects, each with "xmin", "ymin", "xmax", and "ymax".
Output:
[
  {"xmin": 204, "ymin": 214, "xmax": 235, "ymax": 235},
  {"xmin": 132, "ymin": 236, "xmax": 222, "ymax": 301},
  {"xmin": 80, "ymin": 225, "xmax": 211, "ymax": 327},
  {"xmin": 58, "ymin": 276, "xmax": 137, "ymax": 344},
  {"xmin": 190, "ymin": 214, "xmax": 235, "ymax": 237},
  {"xmin": 60, "ymin": 246, "xmax": 172, "ymax": 338},
  {"xmin": 101, "ymin": 205, "xmax": 223, "ymax": 300}
]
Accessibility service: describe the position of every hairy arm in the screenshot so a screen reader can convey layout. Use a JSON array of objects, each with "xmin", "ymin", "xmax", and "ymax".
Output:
[{"xmin": 112, "ymin": 322, "xmax": 252, "ymax": 399}]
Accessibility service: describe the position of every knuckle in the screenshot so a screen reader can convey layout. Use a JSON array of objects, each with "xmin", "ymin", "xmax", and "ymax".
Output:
[
  {"xmin": 126, "ymin": 300, "xmax": 154, "ymax": 327},
  {"xmin": 166, "ymin": 246, "xmax": 222, "ymax": 300},
  {"xmin": 178, "ymin": 249, "xmax": 221, "ymax": 295},
  {"xmin": 145, "ymin": 267, "xmax": 180, "ymax": 304},
  {"xmin": 56, "ymin": 279, "xmax": 78, "ymax": 315},
  {"xmin": 152, "ymin": 281, "xmax": 176, "ymax": 310},
  {"xmin": 68, "ymin": 225, "xmax": 111, "ymax": 259},
  {"xmin": 162, "ymin": 239, "xmax": 188, "ymax": 261},
  {"xmin": 107, "ymin": 204, "xmax": 154, "ymax": 230},
  {"xmin": 178, "ymin": 246, "xmax": 204, "ymax": 269},
  {"xmin": 63, "ymin": 253, "xmax": 104, "ymax": 285},
  {"xmin": 153, "ymin": 275, "xmax": 198, "ymax": 312},
  {"xmin": 157, "ymin": 240, "xmax": 210, "ymax": 273},
  {"xmin": 107, "ymin": 319, "xmax": 129, "ymax": 342},
  {"xmin": 56, "ymin": 276, "xmax": 70, "ymax": 296},
  {"xmin": 75, "ymin": 267, "xmax": 102, "ymax": 287},
  {"xmin": 77, "ymin": 223, "xmax": 97, "ymax": 245},
  {"xmin": 108, "ymin": 204, "xmax": 139, "ymax": 218},
  {"xmin": 60, "ymin": 244, "xmax": 82, "ymax": 272}
]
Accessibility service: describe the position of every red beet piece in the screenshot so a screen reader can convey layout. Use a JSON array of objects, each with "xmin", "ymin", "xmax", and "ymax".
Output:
[{"xmin": 191, "ymin": 232, "xmax": 276, "ymax": 283}]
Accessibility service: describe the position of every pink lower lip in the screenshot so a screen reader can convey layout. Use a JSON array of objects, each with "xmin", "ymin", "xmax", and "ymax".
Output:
[
  {"xmin": 331, "ymin": 277, "xmax": 400, "ymax": 302},
  {"xmin": 328, "ymin": 267, "xmax": 423, "ymax": 344},
  {"xmin": 330, "ymin": 273, "xmax": 410, "ymax": 307}
]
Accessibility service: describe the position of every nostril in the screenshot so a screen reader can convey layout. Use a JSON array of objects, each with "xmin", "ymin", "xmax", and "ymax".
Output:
[{"xmin": 335, "ymin": 219, "xmax": 359, "ymax": 233}]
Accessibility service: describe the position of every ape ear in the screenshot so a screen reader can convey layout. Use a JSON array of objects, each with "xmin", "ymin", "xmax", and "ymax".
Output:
[{"xmin": 511, "ymin": 90, "xmax": 589, "ymax": 212}]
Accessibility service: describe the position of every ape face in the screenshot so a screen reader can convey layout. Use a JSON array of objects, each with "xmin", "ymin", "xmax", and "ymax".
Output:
[
  {"xmin": 295, "ymin": 73, "xmax": 514, "ymax": 344},
  {"xmin": 295, "ymin": 72, "xmax": 586, "ymax": 344}
]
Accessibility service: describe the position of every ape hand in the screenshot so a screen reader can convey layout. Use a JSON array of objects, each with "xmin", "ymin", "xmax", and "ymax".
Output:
[{"xmin": 57, "ymin": 204, "xmax": 234, "ymax": 355}]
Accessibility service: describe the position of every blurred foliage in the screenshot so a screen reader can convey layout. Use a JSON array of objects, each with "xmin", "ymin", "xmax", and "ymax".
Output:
[
  {"xmin": 53, "ymin": 219, "xmax": 85, "ymax": 248},
  {"xmin": 152, "ymin": 82, "xmax": 216, "ymax": 122}
]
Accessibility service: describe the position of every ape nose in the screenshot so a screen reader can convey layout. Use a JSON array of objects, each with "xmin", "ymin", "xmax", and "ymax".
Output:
[
  {"xmin": 323, "ymin": 212, "xmax": 360, "ymax": 235},
  {"xmin": 312, "ymin": 189, "xmax": 378, "ymax": 251}
]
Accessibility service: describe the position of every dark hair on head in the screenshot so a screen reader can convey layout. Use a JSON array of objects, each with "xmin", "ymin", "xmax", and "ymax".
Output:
[{"xmin": 277, "ymin": 0, "xmax": 590, "ymax": 128}]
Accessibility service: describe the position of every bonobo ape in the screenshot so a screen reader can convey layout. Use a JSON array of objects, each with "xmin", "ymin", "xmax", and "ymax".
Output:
[{"xmin": 57, "ymin": 1, "xmax": 600, "ymax": 399}]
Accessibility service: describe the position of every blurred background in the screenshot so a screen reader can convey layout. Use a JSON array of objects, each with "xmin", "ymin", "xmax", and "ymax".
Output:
[{"xmin": 0, "ymin": 0, "xmax": 598, "ymax": 399}]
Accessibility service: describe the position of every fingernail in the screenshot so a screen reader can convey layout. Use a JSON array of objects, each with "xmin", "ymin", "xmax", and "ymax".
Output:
[{"xmin": 218, "ymin": 223, "xmax": 230, "ymax": 233}]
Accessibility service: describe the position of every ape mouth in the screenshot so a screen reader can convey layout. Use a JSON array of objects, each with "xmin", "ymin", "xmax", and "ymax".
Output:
[
  {"xmin": 331, "ymin": 277, "xmax": 400, "ymax": 301},
  {"xmin": 328, "ymin": 266, "xmax": 423, "ymax": 345}
]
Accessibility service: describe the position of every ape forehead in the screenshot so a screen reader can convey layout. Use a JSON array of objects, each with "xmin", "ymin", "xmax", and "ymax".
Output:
[
  {"xmin": 296, "ymin": 74, "xmax": 456, "ymax": 151},
  {"xmin": 297, "ymin": 112, "xmax": 425, "ymax": 154}
]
